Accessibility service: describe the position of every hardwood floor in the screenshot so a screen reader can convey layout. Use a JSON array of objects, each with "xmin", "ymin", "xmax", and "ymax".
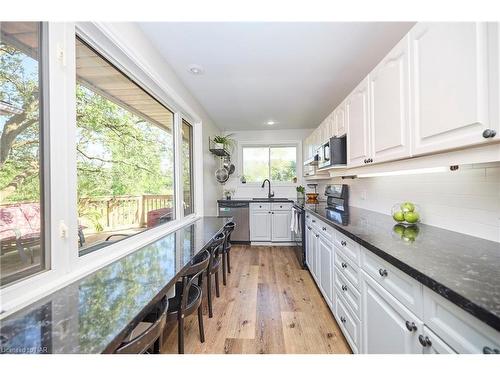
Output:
[{"xmin": 161, "ymin": 245, "xmax": 351, "ymax": 354}]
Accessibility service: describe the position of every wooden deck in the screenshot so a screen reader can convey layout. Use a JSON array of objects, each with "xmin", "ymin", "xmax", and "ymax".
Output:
[{"xmin": 161, "ymin": 245, "xmax": 351, "ymax": 354}]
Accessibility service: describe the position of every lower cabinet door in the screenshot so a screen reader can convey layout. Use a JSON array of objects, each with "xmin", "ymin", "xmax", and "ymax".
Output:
[
  {"xmin": 318, "ymin": 235, "xmax": 334, "ymax": 308},
  {"xmin": 361, "ymin": 271, "xmax": 423, "ymax": 354},
  {"xmin": 250, "ymin": 211, "xmax": 271, "ymax": 241},
  {"xmin": 421, "ymin": 326, "xmax": 457, "ymax": 354},
  {"xmin": 271, "ymin": 210, "xmax": 292, "ymax": 241},
  {"xmin": 305, "ymin": 225, "xmax": 313, "ymax": 269},
  {"xmin": 312, "ymin": 231, "xmax": 320, "ymax": 282},
  {"xmin": 336, "ymin": 294, "xmax": 361, "ymax": 353}
]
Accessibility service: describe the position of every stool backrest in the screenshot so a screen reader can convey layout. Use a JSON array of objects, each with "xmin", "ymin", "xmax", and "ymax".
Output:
[
  {"xmin": 178, "ymin": 249, "xmax": 210, "ymax": 311},
  {"xmin": 223, "ymin": 221, "xmax": 235, "ymax": 247},
  {"xmin": 115, "ymin": 312, "xmax": 166, "ymax": 354}
]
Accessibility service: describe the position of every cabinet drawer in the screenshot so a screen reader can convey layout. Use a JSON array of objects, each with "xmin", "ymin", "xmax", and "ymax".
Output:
[
  {"xmin": 334, "ymin": 247, "xmax": 361, "ymax": 291},
  {"xmin": 334, "ymin": 231, "xmax": 360, "ymax": 266},
  {"xmin": 423, "ymin": 287, "xmax": 500, "ymax": 353},
  {"xmin": 336, "ymin": 294, "xmax": 361, "ymax": 353},
  {"xmin": 361, "ymin": 249, "xmax": 423, "ymax": 317},
  {"xmin": 250, "ymin": 202, "xmax": 271, "ymax": 211},
  {"xmin": 421, "ymin": 326, "xmax": 456, "ymax": 354},
  {"xmin": 335, "ymin": 266, "xmax": 361, "ymax": 318},
  {"xmin": 317, "ymin": 220, "xmax": 334, "ymax": 242},
  {"xmin": 271, "ymin": 202, "xmax": 292, "ymax": 211}
]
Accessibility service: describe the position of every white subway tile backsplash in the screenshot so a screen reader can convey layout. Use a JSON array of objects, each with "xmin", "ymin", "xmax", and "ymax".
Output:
[{"xmin": 324, "ymin": 165, "xmax": 500, "ymax": 242}]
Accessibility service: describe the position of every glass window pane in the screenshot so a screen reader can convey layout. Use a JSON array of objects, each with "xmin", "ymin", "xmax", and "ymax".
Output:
[
  {"xmin": 182, "ymin": 119, "xmax": 193, "ymax": 216},
  {"xmin": 270, "ymin": 146, "xmax": 296, "ymax": 182},
  {"xmin": 242, "ymin": 147, "xmax": 269, "ymax": 183},
  {"xmin": 75, "ymin": 37, "xmax": 175, "ymax": 256},
  {"xmin": 0, "ymin": 22, "xmax": 45, "ymax": 286}
]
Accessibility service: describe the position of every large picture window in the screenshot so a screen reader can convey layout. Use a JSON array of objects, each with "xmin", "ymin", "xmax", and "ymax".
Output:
[
  {"xmin": 242, "ymin": 145, "xmax": 297, "ymax": 183},
  {"xmin": 0, "ymin": 22, "xmax": 47, "ymax": 287},
  {"xmin": 75, "ymin": 38, "xmax": 176, "ymax": 255}
]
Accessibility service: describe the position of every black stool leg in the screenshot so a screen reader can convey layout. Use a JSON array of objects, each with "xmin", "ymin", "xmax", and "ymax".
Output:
[
  {"xmin": 215, "ymin": 271, "xmax": 220, "ymax": 298},
  {"xmin": 227, "ymin": 250, "xmax": 231, "ymax": 273},
  {"xmin": 198, "ymin": 306, "xmax": 205, "ymax": 343},
  {"xmin": 207, "ymin": 272, "xmax": 213, "ymax": 318},
  {"xmin": 178, "ymin": 314, "xmax": 185, "ymax": 354},
  {"xmin": 222, "ymin": 252, "xmax": 227, "ymax": 286}
]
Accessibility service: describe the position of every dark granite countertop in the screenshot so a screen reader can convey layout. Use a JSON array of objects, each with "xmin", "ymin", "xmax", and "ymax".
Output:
[
  {"xmin": 217, "ymin": 198, "xmax": 294, "ymax": 203},
  {"xmin": 304, "ymin": 204, "xmax": 500, "ymax": 331},
  {"xmin": 0, "ymin": 217, "xmax": 229, "ymax": 354}
]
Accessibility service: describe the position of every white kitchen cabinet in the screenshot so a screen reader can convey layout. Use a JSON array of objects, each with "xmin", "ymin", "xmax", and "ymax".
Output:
[
  {"xmin": 305, "ymin": 224, "xmax": 314, "ymax": 270},
  {"xmin": 421, "ymin": 326, "xmax": 456, "ymax": 354},
  {"xmin": 346, "ymin": 77, "xmax": 371, "ymax": 167},
  {"xmin": 361, "ymin": 271, "xmax": 423, "ymax": 354},
  {"xmin": 336, "ymin": 294, "xmax": 362, "ymax": 353},
  {"xmin": 250, "ymin": 210, "xmax": 272, "ymax": 241},
  {"xmin": 334, "ymin": 102, "xmax": 346, "ymax": 136},
  {"xmin": 423, "ymin": 287, "xmax": 500, "ymax": 353},
  {"xmin": 250, "ymin": 203, "xmax": 292, "ymax": 242},
  {"xmin": 369, "ymin": 35, "xmax": 411, "ymax": 163},
  {"xmin": 318, "ymin": 235, "xmax": 334, "ymax": 307},
  {"xmin": 271, "ymin": 210, "xmax": 292, "ymax": 241},
  {"xmin": 410, "ymin": 22, "xmax": 496, "ymax": 155}
]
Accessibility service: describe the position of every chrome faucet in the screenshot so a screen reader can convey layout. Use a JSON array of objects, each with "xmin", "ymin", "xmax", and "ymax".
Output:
[{"xmin": 261, "ymin": 179, "xmax": 274, "ymax": 199}]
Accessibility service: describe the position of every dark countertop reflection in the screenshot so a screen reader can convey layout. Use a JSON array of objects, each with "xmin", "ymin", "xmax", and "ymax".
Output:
[
  {"xmin": 0, "ymin": 216, "xmax": 229, "ymax": 354},
  {"xmin": 304, "ymin": 204, "xmax": 500, "ymax": 331}
]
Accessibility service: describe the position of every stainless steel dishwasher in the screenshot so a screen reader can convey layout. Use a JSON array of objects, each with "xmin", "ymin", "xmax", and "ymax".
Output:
[{"xmin": 218, "ymin": 201, "xmax": 249, "ymax": 243}]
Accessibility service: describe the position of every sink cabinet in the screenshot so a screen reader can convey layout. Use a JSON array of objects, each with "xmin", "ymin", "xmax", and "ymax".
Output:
[{"xmin": 250, "ymin": 202, "xmax": 292, "ymax": 242}]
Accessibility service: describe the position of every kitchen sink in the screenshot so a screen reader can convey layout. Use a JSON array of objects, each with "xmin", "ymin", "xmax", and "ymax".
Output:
[{"xmin": 252, "ymin": 198, "xmax": 290, "ymax": 202}]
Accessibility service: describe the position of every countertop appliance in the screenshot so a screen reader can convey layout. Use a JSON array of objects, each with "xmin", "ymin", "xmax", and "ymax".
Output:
[
  {"xmin": 217, "ymin": 201, "xmax": 250, "ymax": 243},
  {"xmin": 325, "ymin": 184, "xmax": 349, "ymax": 225},
  {"xmin": 318, "ymin": 135, "xmax": 347, "ymax": 169},
  {"xmin": 291, "ymin": 202, "xmax": 306, "ymax": 269}
]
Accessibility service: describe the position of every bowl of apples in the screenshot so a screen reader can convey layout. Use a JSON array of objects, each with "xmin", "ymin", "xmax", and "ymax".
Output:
[{"xmin": 391, "ymin": 202, "xmax": 421, "ymax": 226}]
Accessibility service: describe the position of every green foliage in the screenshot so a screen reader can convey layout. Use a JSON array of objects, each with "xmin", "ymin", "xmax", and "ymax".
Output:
[{"xmin": 1, "ymin": 40, "xmax": 178, "ymax": 232}]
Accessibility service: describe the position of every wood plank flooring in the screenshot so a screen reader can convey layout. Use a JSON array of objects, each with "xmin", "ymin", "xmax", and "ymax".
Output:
[{"xmin": 161, "ymin": 245, "xmax": 351, "ymax": 354}]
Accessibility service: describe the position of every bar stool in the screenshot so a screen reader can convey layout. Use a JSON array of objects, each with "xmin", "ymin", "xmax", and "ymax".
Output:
[
  {"xmin": 221, "ymin": 222, "xmax": 235, "ymax": 286},
  {"xmin": 166, "ymin": 249, "xmax": 210, "ymax": 354},
  {"xmin": 115, "ymin": 300, "xmax": 168, "ymax": 354},
  {"xmin": 206, "ymin": 232, "xmax": 225, "ymax": 318}
]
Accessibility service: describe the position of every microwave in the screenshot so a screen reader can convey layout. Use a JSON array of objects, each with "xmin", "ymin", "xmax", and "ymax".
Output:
[{"xmin": 318, "ymin": 135, "xmax": 347, "ymax": 169}]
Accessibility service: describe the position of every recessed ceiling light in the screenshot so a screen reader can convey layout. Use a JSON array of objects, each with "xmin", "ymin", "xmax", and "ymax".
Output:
[
  {"xmin": 188, "ymin": 64, "xmax": 204, "ymax": 75},
  {"xmin": 267, "ymin": 121, "xmax": 275, "ymax": 125}
]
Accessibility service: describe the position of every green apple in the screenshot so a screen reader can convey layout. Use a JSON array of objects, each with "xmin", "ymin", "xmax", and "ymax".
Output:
[
  {"xmin": 401, "ymin": 202, "xmax": 415, "ymax": 212},
  {"xmin": 393, "ymin": 224, "xmax": 405, "ymax": 237},
  {"xmin": 404, "ymin": 211, "xmax": 420, "ymax": 223},
  {"xmin": 393, "ymin": 211, "xmax": 405, "ymax": 222}
]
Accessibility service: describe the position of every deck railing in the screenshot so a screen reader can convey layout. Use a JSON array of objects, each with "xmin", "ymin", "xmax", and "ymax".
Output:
[{"xmin": 78, "ymin": 194, "xmax": 174, "ymax": 231}]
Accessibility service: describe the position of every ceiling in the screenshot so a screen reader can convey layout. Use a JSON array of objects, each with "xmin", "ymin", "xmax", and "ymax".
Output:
[{"xmin": 138, "ymin": 22, "xmax": 414, "ymax": 131}]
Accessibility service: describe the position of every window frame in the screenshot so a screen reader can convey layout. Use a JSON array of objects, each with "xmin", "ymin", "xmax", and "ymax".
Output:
[
  {"xmin": 0, "ymin": 22, "xmax": 203, "ymax": 317},
  {"xmin": 0, "ymin": 22, "xmax": 51, "ymax": 287},
  {"xmin": 239, "ymin": 141, "xmax": 300, "ymax": 186},
  {"xmin": 74, "ymin": 35, "xmax": 178, "ymax": 256}
]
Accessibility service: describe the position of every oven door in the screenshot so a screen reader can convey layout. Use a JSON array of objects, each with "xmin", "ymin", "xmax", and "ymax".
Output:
[{"xmin": 292, "ymin": 207, "xmax": 306, "ymax": 269}]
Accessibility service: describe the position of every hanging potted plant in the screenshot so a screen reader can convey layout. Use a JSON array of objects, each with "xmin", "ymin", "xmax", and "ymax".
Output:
[{"xmin": 213, "ymin": 134, "xmax": 235, "ymax": 152}]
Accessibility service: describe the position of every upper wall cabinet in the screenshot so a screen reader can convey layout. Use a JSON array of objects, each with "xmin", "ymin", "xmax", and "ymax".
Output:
[
  {"xmin": 334, "ymin": 101, "xmax": 346, "ymax": 137},
  {"xmin": 410, "ymin": 23, "xmax": 495, "ymax": 155},
  {"xmin": 347, "ymin": 77, "xmax": 371, "ymax": 167},
  {"xmin": 369, "ymin": 35, "xmax": 411, "ymax": 163}
]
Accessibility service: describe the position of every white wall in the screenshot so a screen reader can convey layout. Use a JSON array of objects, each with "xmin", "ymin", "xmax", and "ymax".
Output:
[
  {"xmin": 220, "ymin": 128, "xmax": 312, "ymax": 200},
  {"xmin": 316, "ymin": 163, "xmax": 500, "ymax": 242},
  {"xmin": 103, "ymin": 23, "xmax": 222, "ymax": 216}
]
